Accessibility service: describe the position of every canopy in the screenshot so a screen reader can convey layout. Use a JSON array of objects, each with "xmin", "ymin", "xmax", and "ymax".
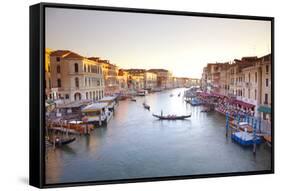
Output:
[
  {"xmin": 82, "ymin": 102, "xmax": 108, "ymax": 112},
  {"xmin": 99, "ymin": 95, "xmax": 118, "ymax": 102},
  {"xmin": 231, "ymin": 100, "xmax": 255, "ymax": 108},
  {"xmin": 199, "ymin": 92, "xmax": 211, "ymax": 97},
  {"xmin": 258, "ymin": 105, "xmax": 271, "ymax": 114},
  {"xmin": 211, "ymin": 92, "xmax": 226, "ymax": 98}
]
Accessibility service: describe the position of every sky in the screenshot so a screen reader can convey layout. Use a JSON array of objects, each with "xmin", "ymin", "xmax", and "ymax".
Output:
[{"xmin": 46, "ymin": 7, "xmax": 271, "ymax": 78}]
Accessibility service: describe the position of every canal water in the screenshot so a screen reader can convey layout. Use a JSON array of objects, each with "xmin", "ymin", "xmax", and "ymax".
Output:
[{"xmin": 46, "ymin": 88, "xmax": 271, "ymax": 184}]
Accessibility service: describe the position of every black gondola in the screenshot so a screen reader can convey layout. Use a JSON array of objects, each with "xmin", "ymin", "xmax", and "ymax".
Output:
[
  {"xmin": 49, "ymin": 137, "xmax": 76, "ymax": 146},
  {"xmin": 152, "ymin": 113, "xmax": 191, "ymax": 120},
  {"xmin": 143, "ymin": 103, "xmax": 150, "ymax": 110}
]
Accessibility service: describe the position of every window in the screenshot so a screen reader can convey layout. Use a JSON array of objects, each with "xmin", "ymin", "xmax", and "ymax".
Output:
[
  {"xmin": 90, "ymin": 92, "xmax": 92, "ymax": 99},
  {"xmin": 254, "ymin": 89, "xmax": 257, "ymax": 100},
  {"xmin": 85, "ymin": 77, "xmax": 87, "ymax": 86},
  {"xmin": 75, "ymin": 77, "xmax": 79, "ymax": 88},
  {"xmin": 265, "ymin": 93, "xmax": 268, "ymax": 104},
  {"xmin": 266, "ymin": 78, "xmax": 269, "ymax": 87},
  {"xmin": 57, "ymin": 65, "xmax": 61, "ymax": 73},
  {"xmin": 86, "ymin": 92, "xmax": 88, "ymax": 99},
  {"xmin": 266, "ymin": 65, "xmax": 269, "ymax": 74},
  {"xmin": 97, "ymin": 80, "xmax": 100, "ymax": 86},
  {"xmin": 255, "ymin": 72, "xmax": 257, "ymax": 83},
  {"xmin": 84, "ymin": 65, "xmax": 87, "ymax": 72},
  {"xmin": 248, "ymin": 73, "xmax": 250, "ymax": 82},
  {"xmin": 57, "ymin": 79, "xmax": 61, "ymax": 87},
  {"xmin": 65, "ymin": 94, "xmax": 69, "ymax": 99},
  {"xmin": 88, "ymin": 78, "xmax": 91, "ymax": 86},
  {"xmin": 88, "ymin": 65, "xmax": 90, "ymax": 73},
  {"xmin": 48, "ymin": 78, "xmax": 51, "ymax": 88},
  {"xmin": 56, "ymin": 57, "xmax": 60, "ymax": 62},
  {"xmin": 74, "ymin": 63, "xmax": 79, "ymax": 73}
]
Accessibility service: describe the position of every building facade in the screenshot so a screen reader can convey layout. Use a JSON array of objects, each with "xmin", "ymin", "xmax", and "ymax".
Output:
[
  {"xmin": 144, "ymin": 72, "xmax": 157, "ymax": 90},
  {"xmin": 45, "ymin": 48, "xmax": 52, "ymax": 99},
  {"xmin": 97, "ymin": 59, "xmax": 120, "ymax": 96},
  {"xmin": 201, "ymin": 54, "xmax": 271, "ymax": 118},
  {"xmin": 49, "ymin": 50, "xmax": 104, "ymax": 102},
  {"xmin": 147, "ymin": 69, "xmax": 173, "ymax": 89}
]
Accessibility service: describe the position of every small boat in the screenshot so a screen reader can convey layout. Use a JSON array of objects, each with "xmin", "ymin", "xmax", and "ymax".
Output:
[
  {"xmin": 137, "ymin": 90, "xmax": 148, "ymax": 96},
  {"xmin": 152, "ymin": 113, "xmax": 191, "ymax": 120},
  {"xmin": 49, "ymin": 136, "xmax": 76, "ymax": 146},
  {"xmin": 190, "ymin": 98, "xmax": 202, "ymax": 106},
  {"xmin": 231, "ymin": 132, "xmax": 261, "ymax": 146},
  {"xmin": 178, "ymin": 93, "xmax": 181, "ymax": 97},
  {"xmin": 201, "ymin": 106, "xmax": 211, "ymax": 112},
  {"xmin": 130, "ymin": 97, "xmax": 137, "ymax": 102},
  {"xmin": 143, "ymin": 103, "xmax": 150, "ymax": 110},
  {"xmin": 185, "ymin": 99, "xmax": 191, "ymax": 104}
]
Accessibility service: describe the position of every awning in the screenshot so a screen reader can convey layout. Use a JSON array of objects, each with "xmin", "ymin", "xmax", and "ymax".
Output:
[
  {"xmin": 199, "ymin": 92, "xmax": 211, "ymax": 97},
  {"xmin": 82, "ymin": 102, "xmax": 108, "ymax": 112},
  {"xmin": 231, "ymin": 100, "xmax": 255, "ymax": 108},
  {"xmin": 210, "ymin": 92, "xmax": 225, "ymax": 98},
  {"xmin": 258, "ymin": 105, "xmax": 271, "ymax": 114}
]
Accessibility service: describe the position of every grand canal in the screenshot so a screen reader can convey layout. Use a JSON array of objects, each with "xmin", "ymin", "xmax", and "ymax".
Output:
[{"xmin": 46, "ymin": 88, "xmax": 271, "ymax": 184}]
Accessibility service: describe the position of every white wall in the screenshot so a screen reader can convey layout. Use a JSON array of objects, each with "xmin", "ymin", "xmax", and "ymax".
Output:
[{"xmin": 0, "ymin": 0, "xmax": 279, "ymax": 191}]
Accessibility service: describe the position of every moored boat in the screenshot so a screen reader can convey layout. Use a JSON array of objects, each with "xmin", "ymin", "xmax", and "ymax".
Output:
[
  {"xmin": 152, "ymin": 113, "xmax": 191, "ymax": 120},
  {"xmin": 48, "ymin": 136, "xmax": 76, "ymax": 146},
  {"xmin": 143, "ymin": 102, "xmax": 150, "ymax": 110},
  {"xmin": 137, "ymin": 90, "xmax": 148, "ymax": 96},
  {"xmin": 231, "ymin": 131, "xmax": 261, "ymax": 146}
]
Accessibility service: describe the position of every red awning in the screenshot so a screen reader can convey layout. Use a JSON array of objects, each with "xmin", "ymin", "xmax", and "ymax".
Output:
[
  {"xmin": 199, "ymin": 92, "xmax": 212, "ymax": 97},
  {"xmin": 231, "ymin": 99, "xmax": 255, "ymax": 108},
  {"xmin": 210, "ymin": 92, "xmax": 226, "ymax": 98}
]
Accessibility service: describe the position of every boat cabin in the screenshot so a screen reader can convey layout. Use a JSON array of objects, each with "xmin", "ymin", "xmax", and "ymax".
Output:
[{"xmin": 82, "ymin": 102, "xmax": 112, "ymax": 126}]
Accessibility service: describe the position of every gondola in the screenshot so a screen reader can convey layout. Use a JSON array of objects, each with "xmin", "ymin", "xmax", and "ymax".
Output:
[
  {"xmin": 143, "ymin": 103, "xmax": 150, "ymax": 110},
  {"xmin": 49, "ymin": 137, "xmax": 76, "ymax": 146},
  {"xmin": 184, "ymin": 99, "xmax": 191, "ymax": 103},
  {"xmin": 130, "ymin": 98, "xmax": 137, "ymax": 102},
  {"xmin": 152, "ymin": 113, "xmax": 191, "ymax": 120}
]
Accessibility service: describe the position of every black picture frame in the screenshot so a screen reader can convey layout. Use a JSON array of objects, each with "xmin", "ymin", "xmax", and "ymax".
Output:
[{"xmin": 30, "ymin": 2, "xmax": 274, "ymax": 188}]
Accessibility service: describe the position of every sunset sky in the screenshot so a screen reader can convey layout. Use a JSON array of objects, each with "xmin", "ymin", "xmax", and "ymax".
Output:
[{"xmin": 46, "ymin": 7, "xmax": 271, "ymax": 78}]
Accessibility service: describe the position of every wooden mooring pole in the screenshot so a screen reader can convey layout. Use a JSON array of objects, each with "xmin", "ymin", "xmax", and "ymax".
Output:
[{"xmin": 226, "ymin": 112, "xmax": 229, "ymax": 137}]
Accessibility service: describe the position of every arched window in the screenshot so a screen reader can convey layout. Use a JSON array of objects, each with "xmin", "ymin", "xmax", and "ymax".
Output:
[
  {"xmin": 93, "ymin": 91, "xmax": 95, "ymax": 100},
  {"xmin": 85, "ymin": 77, "xmax": 87, "ymax": 86},
  {"xmin": 57, "ymin": 65, "xmax": 61, "ymax": 73},
  {"xmin": 74, "ymin": 92, "xmax": 81, "ymax": 101},
  {"xmin": 74, "ymin": 63, "xmax": 79, "ymax": 73},
  {"xmin": 86, "ymin": 92, "xmax": 88, "ymax": 99},
  {"xmin": 75, "ymin": 77, "xmax": 79, "ymax": 88},
  {"xmin": 57, "ymin": 79, "xmax": 61, "ymax": 87},
  {"xmin": 84, "ymin": 65, "xmax": 87, "ymax": 72},
  {"xmin": 88, "ymin": 65, "xmax": 90, "ymax": 73}
]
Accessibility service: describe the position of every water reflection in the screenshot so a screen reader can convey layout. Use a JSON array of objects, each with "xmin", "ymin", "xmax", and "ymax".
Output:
[{"xmin": 46, "ymin": 88, "xmax": 271, "ymax": 184}]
